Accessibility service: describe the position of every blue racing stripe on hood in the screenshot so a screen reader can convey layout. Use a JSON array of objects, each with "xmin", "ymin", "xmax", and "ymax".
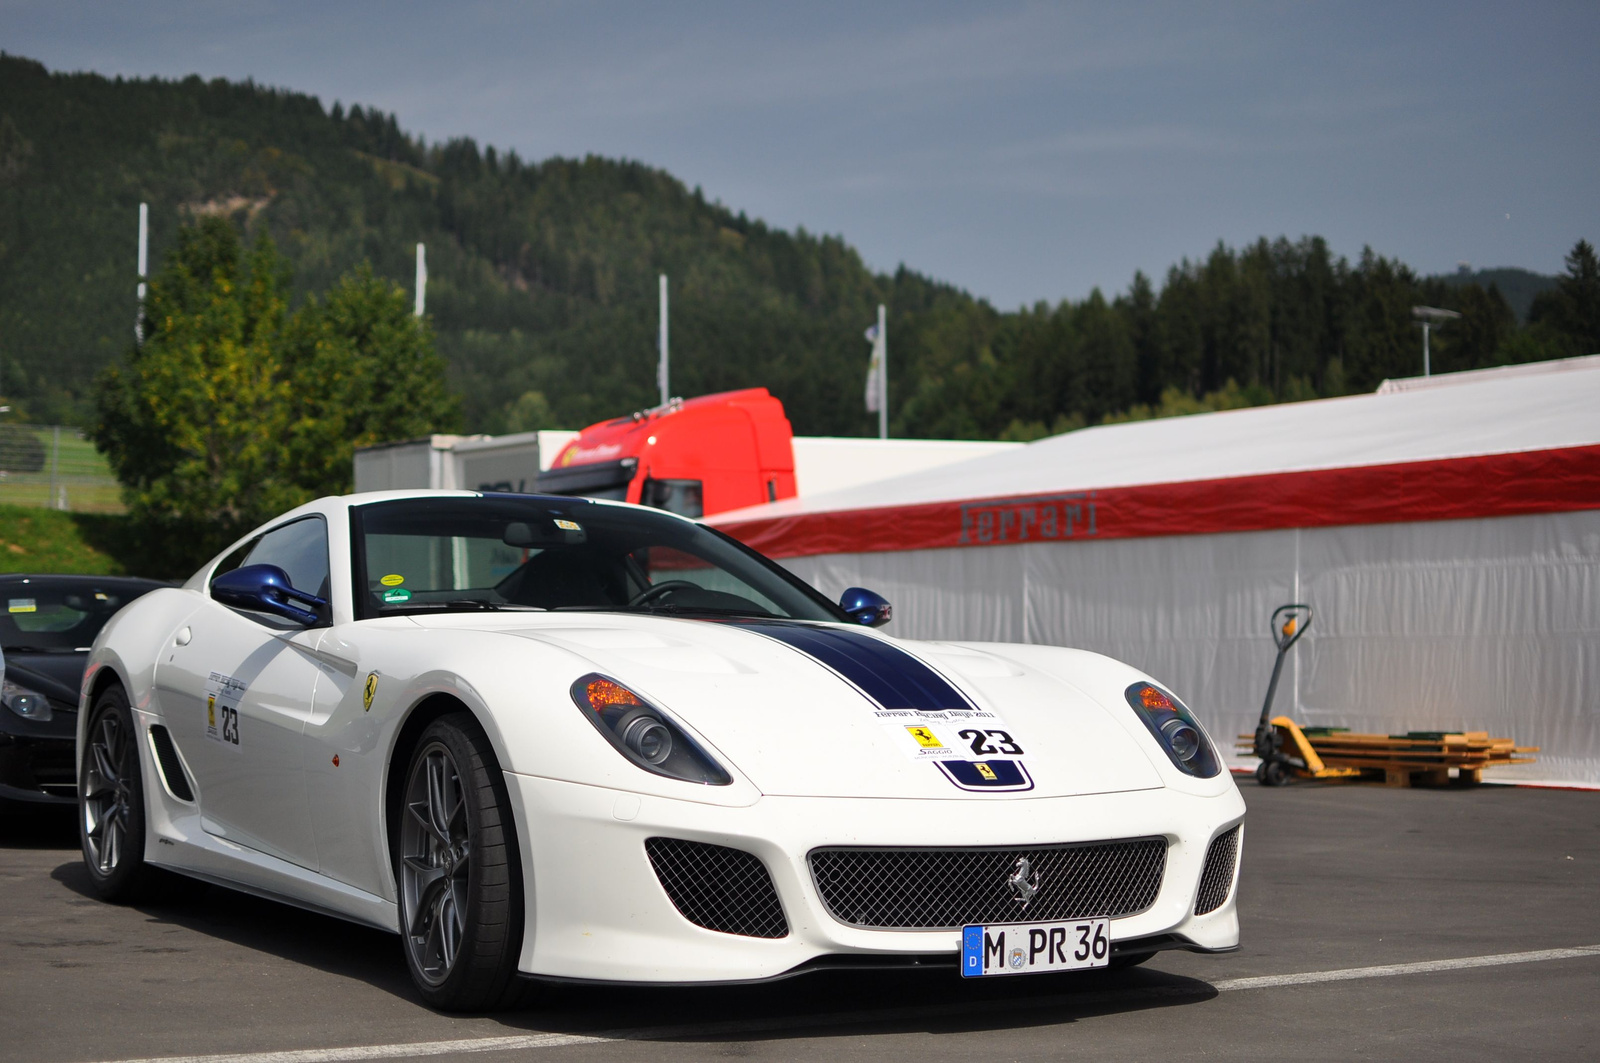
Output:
[{"xmin": 726, "ymin": 621, "xmax": 973, "ymax": 711}]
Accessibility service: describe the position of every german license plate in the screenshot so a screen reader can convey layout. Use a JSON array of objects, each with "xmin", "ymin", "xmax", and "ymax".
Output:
[{"xmin": 960, "ymin": 917, "xmax": 1110, "ymax": 977}]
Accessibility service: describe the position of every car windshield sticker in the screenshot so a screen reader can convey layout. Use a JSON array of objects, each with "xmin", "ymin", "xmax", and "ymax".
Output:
[
  {"xmin": 204, "ymin": 672, "xmax": 245, "ymax": 749},
  {"xmin": 380, "ymin": 574, "xmax": 405, "ymax": 587},
  {"xmin": 8, "ymin": 598, "xmax": 35, "ymax": 613},
  {"xmin": 721, "ymin": 620, "xmax": 1033, "ymax": 790},
  {"xmin": 382, "ymin": 588, "xmax": 412, "ymax": 603},
  {"xmin": 554, "ymin": 518, "xmax": 582, "ymax": 532},
  {"xmin": 363, "ymin": 672, "xmax": 378, "ymax": 712}
]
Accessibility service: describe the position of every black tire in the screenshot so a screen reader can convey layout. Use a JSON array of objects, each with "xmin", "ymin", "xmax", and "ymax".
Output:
[
  {"xmin": 1254, "ymin": 761, "xmax": 1269, "ymax": 785},
  {"xmin": 79, "ymin": 685, "xmax": 158, "ymax": 901},
  {"xmin": 1262, "ymin": 760, "xmax": 1292, "ymax": 787},
  {"xmin": 395, "ymin": 712, "xmax": 531, "ymax": 1011}
]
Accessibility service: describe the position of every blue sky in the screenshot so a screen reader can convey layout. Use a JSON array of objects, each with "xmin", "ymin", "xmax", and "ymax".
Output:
[{"xmin": 6, "ymin": 1, "xmax": 1596, "ymax": 307}]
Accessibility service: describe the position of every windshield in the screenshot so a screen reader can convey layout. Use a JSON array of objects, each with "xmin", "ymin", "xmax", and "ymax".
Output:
[
  {"xmin": 0, "ymin": 578, "xmax": 161, "ymax": 653},
  {"xmin": 351, "ymin": 495, "xmax": 844, "ymax": 622}
]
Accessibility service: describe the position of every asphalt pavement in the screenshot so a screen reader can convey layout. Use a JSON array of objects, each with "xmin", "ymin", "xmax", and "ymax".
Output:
[{"xmin": 2, "ymin": 780, "xmax": 1596, "ymax": 1063}]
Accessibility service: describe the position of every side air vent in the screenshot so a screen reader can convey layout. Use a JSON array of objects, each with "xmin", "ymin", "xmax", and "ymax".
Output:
[
  {"xmin": 1194, "ymin": 826, "xmax": 1241, "ymax": 915},
  {"xmin": 645, "ymin": 838, "xmax": 788, "ymax": 938},
  {"xmin": 147, "ymin": 725, "xmax": 195, "ymax": 802}
]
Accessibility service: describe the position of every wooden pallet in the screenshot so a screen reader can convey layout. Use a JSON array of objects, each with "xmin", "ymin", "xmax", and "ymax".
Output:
[{"xmin": 1237, "ymin": 717, "xmax": 1538, "ymax": 787}]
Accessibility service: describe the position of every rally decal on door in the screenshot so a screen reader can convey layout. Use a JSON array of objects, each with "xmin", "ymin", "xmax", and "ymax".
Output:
[{"xmin": 204, "ymin": 671, "xmax": 245, "ymax": 750}]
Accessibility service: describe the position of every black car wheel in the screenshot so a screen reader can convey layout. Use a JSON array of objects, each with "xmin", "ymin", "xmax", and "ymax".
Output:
[
  {"xmin": 79, "ymin": 685, "xmax": 154, "ymax": 900},
  {"xmin": 396, "ymin": 712, "xmax": 530, "ymax": 1011}
]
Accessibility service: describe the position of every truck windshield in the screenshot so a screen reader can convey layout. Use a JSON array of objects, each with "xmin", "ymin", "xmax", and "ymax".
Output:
[{"xmin": 351, "ymin": 495, "xmax": 843, "ymax": 622}]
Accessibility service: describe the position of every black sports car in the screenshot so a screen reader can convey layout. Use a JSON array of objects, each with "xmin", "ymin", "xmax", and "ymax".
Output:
[{"xmin": 0, "ymin": 574, "xmax": 166, "ymax": 809}]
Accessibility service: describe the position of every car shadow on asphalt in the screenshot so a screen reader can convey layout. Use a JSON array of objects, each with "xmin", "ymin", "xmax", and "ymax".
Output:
[
  {"xmin": 47, "ymin": 855, "xmax": 421, "ymax": 1001},
  {"xmin": 31, "ymin": 801, "xmax": 1217, "ymax": 1045},
  {"xmin": 507, "ymin": 964, "xmax": 1219, "ymax": 1043},
  {"xmin": 46, "ymin": 857, "xmax": 1216, "ymax": 1043}
]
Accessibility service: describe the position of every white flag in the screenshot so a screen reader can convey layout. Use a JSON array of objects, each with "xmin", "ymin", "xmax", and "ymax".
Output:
[{"xmin": 864, "ymin": 323, "xmax": 884, "ymax": 413}]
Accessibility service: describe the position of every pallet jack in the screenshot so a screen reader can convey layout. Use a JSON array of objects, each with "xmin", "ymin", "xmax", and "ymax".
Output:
[{"xmin": 1251, "ymin": 604, "xmax": 1313, "ymax": 786}]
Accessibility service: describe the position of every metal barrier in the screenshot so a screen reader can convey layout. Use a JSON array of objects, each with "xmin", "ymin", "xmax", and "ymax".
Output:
[{"xmin": 0, "ymin": 425, "xmax": 123, "ymax": 513}]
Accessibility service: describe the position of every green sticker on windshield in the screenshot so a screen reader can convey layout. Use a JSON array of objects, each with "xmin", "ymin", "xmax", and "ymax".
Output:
[{"xmin": 382, "ymin": 588, "xmax": 412, "ymax": 604}]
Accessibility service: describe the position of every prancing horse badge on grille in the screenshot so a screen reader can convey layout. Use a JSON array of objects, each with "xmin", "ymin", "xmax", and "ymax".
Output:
[{"xmin": 1008, "ymin": 856, "xmax": 1040, "ymax": 907}]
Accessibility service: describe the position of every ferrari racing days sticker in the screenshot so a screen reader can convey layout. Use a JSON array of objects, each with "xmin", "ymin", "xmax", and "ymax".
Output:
[
  {"xmin": 874, "ymin": 707, "xmax": 1026, "ymax": 761},
  {"xmin": 204, "ymin": 672, "xmax": 246, "ymax": 749}
]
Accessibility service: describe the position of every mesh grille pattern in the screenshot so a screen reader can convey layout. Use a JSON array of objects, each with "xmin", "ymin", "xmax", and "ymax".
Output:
[
  {"xmin": 1194, "ymin": 826, "xmax": 1240, "ymax": 915},
  {"xmin": 645, "ymin": 838, "xmax": 788, "ymax": 939},
  {"xmin": 809, "ymin": 839, "xmax": 1167, "ymax": 929}
]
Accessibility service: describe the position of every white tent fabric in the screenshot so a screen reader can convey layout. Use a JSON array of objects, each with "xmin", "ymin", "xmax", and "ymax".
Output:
[
  {"xmin": 714, "ymin": 367, "xmax": 1600, "ymax": 786},
  {"xmin": 723, "ymin": 365, "xmax": 1600, "ymax": 521}
]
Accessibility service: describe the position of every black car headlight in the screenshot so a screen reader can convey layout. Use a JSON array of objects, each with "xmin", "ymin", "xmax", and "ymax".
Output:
[
  {"xmin": 570, "ymin": 674, "xmax": 731, "ymax": 785},
  {"xmin": 3, "ymin": 678, "xmax": 52, "ymax": 722},
  {"xmin": 1125, "ymin": 681, "xmax": 1220, "ymax": 778}
]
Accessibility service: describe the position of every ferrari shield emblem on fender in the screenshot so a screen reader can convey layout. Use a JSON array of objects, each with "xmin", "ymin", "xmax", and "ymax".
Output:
[{"xmin": 363, "ymin": 672, "xmax": 378, "ymax": 712}]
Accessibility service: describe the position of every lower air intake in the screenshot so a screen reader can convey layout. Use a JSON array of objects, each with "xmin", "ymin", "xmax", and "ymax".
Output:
[
  {"xmin": 1194, "ymin": 826, "xmax": 1241, "ymax": 915},
  {"xmin": 809, "ymin": 839, "xmax": 1167, "ymax": 930},
  {"xmin": 645, "ymin": 838, "xmax": 788, "ymax": 939}
]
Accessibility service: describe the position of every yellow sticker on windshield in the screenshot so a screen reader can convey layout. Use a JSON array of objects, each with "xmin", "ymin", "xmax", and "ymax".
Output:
[
  {"xmin": 380, "ymin": 574, "xmax": 404, "ymax": 587},
  {"xmin": 8, "ymin": 599, "xmax": 35, "ymax": 613},
  {"xmin": 554, "ymin": 519, "xmax": 582, "ymax": 532}
]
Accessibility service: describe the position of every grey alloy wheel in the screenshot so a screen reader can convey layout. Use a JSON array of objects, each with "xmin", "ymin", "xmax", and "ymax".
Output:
[
  {"xmin": 394, "ymin": 712, "xmax": 530, "ymax": 1011},
  {"xmin": 400, "ymin": 740, "xmax": 470, "ymax": 985}
]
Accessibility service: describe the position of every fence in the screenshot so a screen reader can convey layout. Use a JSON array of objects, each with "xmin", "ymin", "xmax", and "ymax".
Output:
[{"xmin": 0, "ymin": 425, "xmax": 123, "ymax": 513}]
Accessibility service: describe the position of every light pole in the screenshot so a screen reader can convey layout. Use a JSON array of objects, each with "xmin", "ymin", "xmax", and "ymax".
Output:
[{"xmin": 1411, "ymin": 306, "xmax": 1461, "ymax": 377}]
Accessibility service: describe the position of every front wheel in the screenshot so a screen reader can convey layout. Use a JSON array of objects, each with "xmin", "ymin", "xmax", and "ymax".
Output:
[
  {"xmin": 79, "ymin": 685, "xmax": 155, "ymax": 900},
  {"xmin": 396, "ymin": 712, "xmax": 530, "ymax": 1011}
]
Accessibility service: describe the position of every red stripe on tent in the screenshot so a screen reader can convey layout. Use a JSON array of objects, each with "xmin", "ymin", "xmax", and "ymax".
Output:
[{"xmin": 717, "ymin": 444, "xmax": 1600, "ymax": 559}]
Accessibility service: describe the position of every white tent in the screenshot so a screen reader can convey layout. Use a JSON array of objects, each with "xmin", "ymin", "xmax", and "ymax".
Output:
[{"xmin": 714, "ymin": 361, "xmax": 1600, "ymax": 785}]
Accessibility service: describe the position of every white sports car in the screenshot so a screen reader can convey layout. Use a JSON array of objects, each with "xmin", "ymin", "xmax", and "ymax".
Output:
[{"xmin": 78, "ymin": 491, "xmax": 1244, "ymax": 1010}]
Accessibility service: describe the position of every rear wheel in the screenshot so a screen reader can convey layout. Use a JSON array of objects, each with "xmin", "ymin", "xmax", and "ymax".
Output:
[
  {"xmin": 396, "ymin": 712, "xmax": 530, "ymax": 1011},
  {"xmin": 79, "ymin": 685, "xmax": 156, "ymax": 901}
]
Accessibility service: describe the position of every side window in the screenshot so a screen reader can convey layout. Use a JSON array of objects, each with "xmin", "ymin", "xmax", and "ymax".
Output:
[
  {"xmin": 211, "ymin": 516, "xmax": 331, "ymax": 609},
  {"xmin": 242, "ymin": 517, "xmax": 331, "ymax": 601},
  {"xmin": 641, "ymin": 478, "xmax": 704, "ymax": 518}
]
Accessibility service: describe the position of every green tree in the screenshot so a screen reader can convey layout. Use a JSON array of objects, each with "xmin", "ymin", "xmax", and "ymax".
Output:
[
  {"xmin": 281, "ymin": 265, "xmax": 458, "ymax": 496},
  {"xmin": 1527, "ymin": 239, "xmax": 1600, "ymax": 357},
  {"xmin": 92, "ymin": 217, "xmax": 294, "ymax": 553},
  {"xmin": 93, "ymin": 219, "xmax": 456, "ymax": 572}
]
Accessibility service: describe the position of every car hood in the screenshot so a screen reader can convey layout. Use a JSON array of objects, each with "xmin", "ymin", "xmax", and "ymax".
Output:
[{"xmin": 486, "ymin": 614, "xmax": 1165, "ymax": 800}]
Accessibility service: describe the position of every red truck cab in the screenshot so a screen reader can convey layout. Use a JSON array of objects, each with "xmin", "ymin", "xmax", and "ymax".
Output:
[{"xmin": 535, "ymin": 388, "xmax": 797, "ymax": 518}]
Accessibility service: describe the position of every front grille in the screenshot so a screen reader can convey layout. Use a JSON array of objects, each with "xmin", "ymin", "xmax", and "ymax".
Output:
[
  {"xmin": 26, "ymin": 745, "xmax": 75, "ymax": 787},
  {"xmin": 1194, "ymin": 826, "xmax": 1240, "ymax": 915},
  {"xmin": 645, "ymin": 838, "xmax": 788, "ymax": 939},
  {"xmin": 809, "ymin": 839, "xmax": 1167, "ymax": 930}
]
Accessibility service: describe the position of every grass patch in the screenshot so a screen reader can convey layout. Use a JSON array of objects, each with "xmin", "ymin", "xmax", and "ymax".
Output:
[{"xmin": 0, "ymin": 504, "xmax": 124, "ymax": 574}]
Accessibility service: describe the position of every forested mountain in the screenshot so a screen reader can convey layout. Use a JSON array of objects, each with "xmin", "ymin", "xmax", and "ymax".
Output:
[{"xmin": 0, "ymin": 53, "xmax": 1590, "ymax": 439}]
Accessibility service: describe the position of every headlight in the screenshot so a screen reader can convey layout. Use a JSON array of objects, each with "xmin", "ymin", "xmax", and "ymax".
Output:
[
  {"xmin": 1125, "ymin": 681, "xmax": 1219, "ymax": 778},
  {"xmin": 3, "ymin": 678, "xmax": 53, "ymax": 722},
  {"xmin": 570, "ymin": 674, "xmax": 731, "ymax": 785}
]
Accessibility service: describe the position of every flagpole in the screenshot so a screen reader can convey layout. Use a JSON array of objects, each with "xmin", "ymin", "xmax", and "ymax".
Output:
[
  {"xmin": 877, "ymin": 303, "xmax": 887, "ymax": 439},
  {"xmin": 658, "ymin": 274, "xmax": 670, "ymax": 406}
]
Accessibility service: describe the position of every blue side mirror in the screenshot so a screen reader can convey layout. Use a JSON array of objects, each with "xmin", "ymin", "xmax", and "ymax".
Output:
[
  {"xmin": 839, "ymin": 587, "xmax": 892, "ymax": 627},
  {"xmin": 212, "ymin": 564, "xmax": 327, "ymax": 626}
]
